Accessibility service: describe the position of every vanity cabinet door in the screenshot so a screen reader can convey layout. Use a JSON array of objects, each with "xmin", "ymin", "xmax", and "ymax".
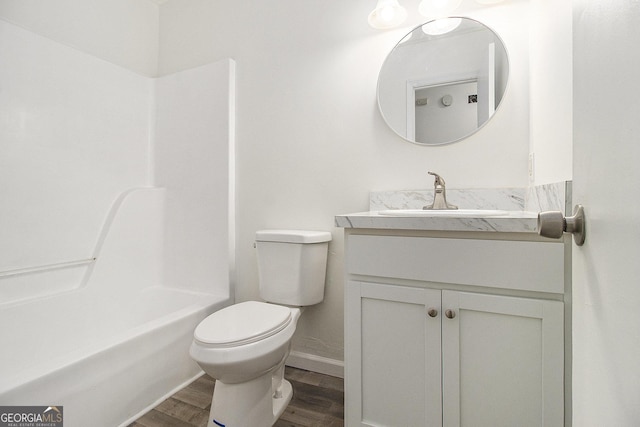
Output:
[
  {"xmin": 346, "ymin": 281, "xmax": 443, "ymax": 427},
  {"xmin": 441, "ymin": 291, "xmax": 564, "ymax": 427}
]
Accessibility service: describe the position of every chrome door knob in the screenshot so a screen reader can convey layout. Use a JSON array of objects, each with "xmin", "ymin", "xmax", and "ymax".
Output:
[
  {"xmin": 427, "ymin": 308, "xmax": 438, "ymax": 318},
  {"xmin": 445, "ymin": 309, "xmax": 456, "ymax": 319},
  {"xmin": 538, "ymin": 204, "xmax": 586, "ymax": 246}
]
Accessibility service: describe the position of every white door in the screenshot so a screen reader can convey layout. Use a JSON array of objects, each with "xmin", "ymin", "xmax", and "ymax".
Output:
[{"xmin": 572, "ymin": 1, "xmax": 640, "ymax": 425}]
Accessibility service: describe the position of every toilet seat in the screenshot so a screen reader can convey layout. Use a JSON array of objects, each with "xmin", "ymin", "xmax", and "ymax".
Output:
[{"xmin": 194, "ymin": 301, "xmax": 292, "ymax": 348}]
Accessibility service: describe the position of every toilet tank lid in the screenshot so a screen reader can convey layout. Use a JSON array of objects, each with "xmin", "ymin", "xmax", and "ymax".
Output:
[{"xmin": 256, "ymin": 229, "xmax": 332, "ymax": 244}]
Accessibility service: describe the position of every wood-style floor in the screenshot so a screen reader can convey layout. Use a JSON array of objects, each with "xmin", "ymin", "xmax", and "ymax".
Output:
[{"xmin": 129, "ymin": 367, "xmax": 344, "ymax": 427}]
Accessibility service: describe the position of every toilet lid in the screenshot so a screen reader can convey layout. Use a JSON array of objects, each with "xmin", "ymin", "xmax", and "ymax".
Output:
[{"xmin": 194, "ymin": 301, "xmax": 292, "ymax": 347}]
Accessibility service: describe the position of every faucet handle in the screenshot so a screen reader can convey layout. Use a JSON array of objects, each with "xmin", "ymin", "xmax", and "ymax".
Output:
[{"xmin": 428, "ymin": 171, "xmax": 445, "ymax": 187}]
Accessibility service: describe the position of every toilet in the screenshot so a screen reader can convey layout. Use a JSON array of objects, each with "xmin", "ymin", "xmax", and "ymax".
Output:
[{"xmin": 189, "ymin": 229, "xmax": 332, "ymax": 427}]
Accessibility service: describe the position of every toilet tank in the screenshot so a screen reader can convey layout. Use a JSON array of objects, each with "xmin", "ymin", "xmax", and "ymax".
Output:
[{"xmin": 256, "ymin": 230, "xmax": 332, "ymax": 306}]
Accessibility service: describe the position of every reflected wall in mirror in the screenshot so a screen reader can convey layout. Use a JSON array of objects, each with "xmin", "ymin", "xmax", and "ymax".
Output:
[{"xmin": 377, "ymin": 17, "xmax": 509, "ymax": 145}]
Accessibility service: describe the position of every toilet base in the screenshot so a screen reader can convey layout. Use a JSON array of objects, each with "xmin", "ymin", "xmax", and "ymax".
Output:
[
  {"xmin": 207, "ymin": 374, "xmax": 293, "ymax": 427},
  {"xmin": 272, "ymin": 379, "xmax": 293, "ymax": 421}
]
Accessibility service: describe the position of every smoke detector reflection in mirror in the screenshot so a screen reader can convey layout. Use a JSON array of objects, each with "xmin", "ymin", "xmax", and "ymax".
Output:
[{"xmin": 441, "ymin": 94, "xmax": 453, "ymax": 106}]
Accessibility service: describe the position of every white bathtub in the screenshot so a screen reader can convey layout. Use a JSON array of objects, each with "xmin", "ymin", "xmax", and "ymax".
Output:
[
  {"xmin": 0, "ymin": 188, "xmax": 232, "ymax": 426},
  {"xmin": 0, "ymin": 286, "xmax": 229, "ymax": 426}
]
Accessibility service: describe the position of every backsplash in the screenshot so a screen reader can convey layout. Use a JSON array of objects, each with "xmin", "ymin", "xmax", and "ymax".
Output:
[
  {"xmin": 524, "ymin": 181, "xmax": 572, "ymax": 215},
  {"xmin": 370, "ymin": 181, "xmax": 571, "ymax": 214}
]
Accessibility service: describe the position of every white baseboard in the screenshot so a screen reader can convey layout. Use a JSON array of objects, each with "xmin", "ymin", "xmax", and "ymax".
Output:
[{"xmin": 286, "ymin": 350, "xmax": 344, "ymax": 378}]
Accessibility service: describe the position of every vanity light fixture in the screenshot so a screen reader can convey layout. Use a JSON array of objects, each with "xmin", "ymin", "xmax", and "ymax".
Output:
[
  {"xmin": 369, "ymin": 0, "xmax": 508, "ymax": 30},
  {"xmin": 418, "ymin": 0, "xmax": 463, "ymax": 18},
  {"xmin": 368, "ymin": 0, "xmax": 408, "ymax": 29}
]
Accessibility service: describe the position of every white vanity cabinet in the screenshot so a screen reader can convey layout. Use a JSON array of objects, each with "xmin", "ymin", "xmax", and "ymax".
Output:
[{"xmin": 343, "ymin": 231, "xmax": 569, "ymax": 427}]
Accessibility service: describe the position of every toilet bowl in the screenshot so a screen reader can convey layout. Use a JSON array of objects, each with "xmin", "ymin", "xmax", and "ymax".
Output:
[
  {"xmin": 189, "ymin": 230, "xmax": 331, "ymax": 427},
  {"xmin": 190, "ymin": 301, "xmax": 301, "ymax": 427}
]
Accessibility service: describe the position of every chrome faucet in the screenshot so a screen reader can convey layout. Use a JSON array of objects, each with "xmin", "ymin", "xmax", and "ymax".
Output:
[{"xmin": 423, "ymin": 171, "xmax": 458, "ymax": 210}]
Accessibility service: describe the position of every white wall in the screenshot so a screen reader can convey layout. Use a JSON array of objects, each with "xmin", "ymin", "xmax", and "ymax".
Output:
[
  {"xmin": 157, "ymin": 0, "xmax": 536, "ymax": 364},
  {"xmin": 529, "ymin": 0, "xmax": 573, "ymax": 185},
  {"xmin": 0, "ymin": 0, "xmax": 159, "ymax": 76}
]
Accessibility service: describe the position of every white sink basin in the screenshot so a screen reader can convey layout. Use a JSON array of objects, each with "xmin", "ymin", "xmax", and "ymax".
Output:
[{"xmin": 378, "ymin": 209, "xmax": 510, "ymax": 217}]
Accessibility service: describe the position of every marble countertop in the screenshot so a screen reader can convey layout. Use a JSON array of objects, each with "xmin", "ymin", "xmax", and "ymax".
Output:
[{"xmin": 335, "ymin": 210, "xmax": 539, "ymax": 233}]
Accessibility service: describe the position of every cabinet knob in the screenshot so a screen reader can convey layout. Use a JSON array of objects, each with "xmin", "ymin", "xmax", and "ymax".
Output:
[
  {"xmin": 427, "ymin": 308, "xmax": 438, "ymax": 318},
  {"xmin": 445, "ymin": 309, "xmax": 456, "ymax": 319}
]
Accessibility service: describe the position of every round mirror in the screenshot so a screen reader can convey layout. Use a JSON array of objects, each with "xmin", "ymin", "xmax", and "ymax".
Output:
[{"xmin": 377, "ymin": 17, "xmax": 509, "ymax": 146}]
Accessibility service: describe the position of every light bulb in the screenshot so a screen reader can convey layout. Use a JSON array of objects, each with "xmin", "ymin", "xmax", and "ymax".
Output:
[
  {"xmin": 379, "ymin": 5, "xmax": 396, "ymax": 22},
  {"xmin": 368, "ymin": 0, "xmax": 408, "ymax": 29}
]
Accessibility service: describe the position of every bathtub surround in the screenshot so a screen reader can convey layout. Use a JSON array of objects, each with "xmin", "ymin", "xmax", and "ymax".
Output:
[
  {"xmin": 0, "ymin": 17, "xmax": 235, "ymax": 303},
  {"xmin": 0, "ymin": 17, "xmax": 235, "ymax": 427},
  {"xmin": 154, "ymin": 61, "xmax": 236, "ymax": 295},
  {"xmin": 0, "ymin": 19, "xmax": 151, "ymax": 303}
]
